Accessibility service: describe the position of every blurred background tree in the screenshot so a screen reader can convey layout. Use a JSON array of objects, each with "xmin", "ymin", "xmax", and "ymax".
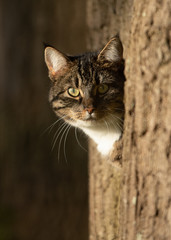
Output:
[{"xmin": 0, "ymin": 1, "xmax": 88, "ymax": 240}]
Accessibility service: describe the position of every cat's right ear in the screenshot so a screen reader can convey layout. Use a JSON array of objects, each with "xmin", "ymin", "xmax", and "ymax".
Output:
[{"xmin": 44, "ymin": 47, "xmax": 69, "ymax": 79}]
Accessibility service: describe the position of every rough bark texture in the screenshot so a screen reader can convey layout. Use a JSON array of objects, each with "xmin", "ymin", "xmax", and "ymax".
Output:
[
  {"xmin": 122, "ymin": 0, "xmax": 171, "ymax": 239},
  {"xmin": 87, "ymin": 0, "xmax": 171, "ymax": 239},
  {"xmin": 89, "ymin": 140, "xmax": 121, "ymax": 240}
]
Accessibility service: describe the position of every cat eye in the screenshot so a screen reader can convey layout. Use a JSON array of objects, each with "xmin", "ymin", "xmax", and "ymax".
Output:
[
  {"xmin": 68, "ymin": 88, "xmax": 80, "ymax": 97},
  {"xmin": 97, "ymin": 84, "xmax": 109, "ymax": 94}
]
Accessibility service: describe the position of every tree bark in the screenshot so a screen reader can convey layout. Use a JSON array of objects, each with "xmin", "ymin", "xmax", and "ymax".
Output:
[
  {"xmin": 89, "ymin": 140, "xmax": 121, "ymax": 240},
  {"xmin": 87, "ymin": 0, "xmax": 171, "ymax": 239},
  {"xmin": 122, "ymin": 0, "xmax": 171, "ymax": 239}
]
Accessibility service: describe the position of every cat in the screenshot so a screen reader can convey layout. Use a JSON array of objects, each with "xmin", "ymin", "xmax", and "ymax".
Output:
[{"xmin": 44, "ymin": 36, "xmax": 125, "ymax": 156}]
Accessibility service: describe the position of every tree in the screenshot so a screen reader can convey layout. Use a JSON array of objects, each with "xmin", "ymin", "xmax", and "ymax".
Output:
[{"xmin": 87, "ymin": 0, "xmax": 171, "ymax": 239}]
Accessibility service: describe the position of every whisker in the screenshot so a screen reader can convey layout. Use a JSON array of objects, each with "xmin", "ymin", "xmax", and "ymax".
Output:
[
  {"xmin": 106, "ymin": 113, "xmax": 124, "ymax": 132},
  {"xmin": 108, "ymin": 113, "xmax": 124, "ymax": 124},
  {"xmin": 58, "ymin": 124, "xmax": 70, "ymax": 162},
  {"xmin": 113, "ymin": 118, "xmax": 123, "ymax": 132},
  {"xmin": 51, "ymin": 122, "xmax": 68, "ymax": 151},
  {"xmin": 52, "ymin": 121, "xmax": 66, "ymax": 143},
  {"xmin": 110, "ymin": 120, "xmax": 119, "ymax": 132},
  {"xmin": 114, "ymin": 107, "xmax": 125, "ymax": 112},
  {"xmin": 75, "ymin": 128, "xmax": 87, "ymax": 152},
  {"xmin": 115, "ymin": 121, "xmax": 123, "ymax": 132},
  {"xmin": 108, "ymin": 112, "xmax": 124, "ymax": 123},
  {"xmin": 113, "ymin": 115, "xmax": 124, "ymax": 123},
  {"xmin": 41, "ymin": 115, "xmax": 67, "ymax": 136},
  {"xmin": 63, "ymin": 125, "xmax": 72, "ymax": 163},
  {"xmin": 103, "ymin": 119, "xmax": 110, "ymax": 133}
]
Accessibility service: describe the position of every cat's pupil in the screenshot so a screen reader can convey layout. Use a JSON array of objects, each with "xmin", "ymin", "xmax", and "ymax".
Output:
[{"xmin": 68, "ymin": 88, "xmax": 80, "ymax": 97}]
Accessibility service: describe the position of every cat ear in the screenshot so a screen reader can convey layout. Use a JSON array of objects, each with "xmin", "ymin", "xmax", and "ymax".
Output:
[
  {"xmin": 97, "ymin": 36, "xmax": 123, "ymax": 63},
  {"xmin": 44, "ymin": 47, "xmax": 69, "ymax": 78}
]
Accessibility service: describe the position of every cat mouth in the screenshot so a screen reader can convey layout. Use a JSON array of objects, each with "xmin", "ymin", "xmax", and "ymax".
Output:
[{"xmin": 84, "ymin": 112, "xmax": 96, "ymax": 121}]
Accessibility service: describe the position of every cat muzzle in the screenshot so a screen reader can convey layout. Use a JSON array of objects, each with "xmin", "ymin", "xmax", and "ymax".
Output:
[{"xmin": 84, "ymin": 110, "xmax": 96, "ymax": 121}]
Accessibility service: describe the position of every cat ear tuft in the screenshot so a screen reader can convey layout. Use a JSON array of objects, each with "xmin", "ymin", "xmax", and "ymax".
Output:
[
  {"xmin": 97, "ymin": 36, "xmax": 123, "ymax": 63},
  {"xmin": 44, "ymin": 47, "xmax": 69, "ymax": 77}
]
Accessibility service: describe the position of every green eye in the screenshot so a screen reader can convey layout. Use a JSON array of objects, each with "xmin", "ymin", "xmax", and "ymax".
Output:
[
  {"xmin": 97, "ymin": 84, "xmax": 109, "ymax": 94},
  {"xmin": 68, "ymin": 88, "xmax": 80, "ymax": 97}
]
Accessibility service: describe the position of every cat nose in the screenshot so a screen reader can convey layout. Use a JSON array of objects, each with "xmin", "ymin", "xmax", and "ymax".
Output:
[{"xmin": 85, "ymin": 107, "xmax": 94, "ymax": 115}]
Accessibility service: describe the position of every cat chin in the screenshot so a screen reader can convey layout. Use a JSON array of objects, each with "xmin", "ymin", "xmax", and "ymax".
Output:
[{"xmin": 70, "ymin": 119, "xmax": 97, "ymax": 128}]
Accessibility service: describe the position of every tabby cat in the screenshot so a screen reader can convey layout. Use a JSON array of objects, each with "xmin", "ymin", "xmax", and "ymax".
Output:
[{"xmin": 44, "ymin": 36, "xmax": 125, "ymax": 156}]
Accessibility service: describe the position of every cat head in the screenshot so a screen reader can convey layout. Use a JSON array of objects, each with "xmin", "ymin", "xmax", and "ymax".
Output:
[{"xmin": 44, "ymin": 36, "xmax": 125, "ymax": 129}]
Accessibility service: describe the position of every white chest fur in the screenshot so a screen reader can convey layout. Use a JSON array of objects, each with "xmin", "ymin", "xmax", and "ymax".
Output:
[{"xmin": 81, "ymin": 124, "xmax": 121, "ymax": 156}]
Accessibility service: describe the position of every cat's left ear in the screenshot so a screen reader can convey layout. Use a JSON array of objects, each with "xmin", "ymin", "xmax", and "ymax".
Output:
[
  {"xmin": 44, "ymin": 46, "xmax": 70, "ymax": 78},
  {"xmin": 97, "ymin": 36, "xmax": 123, "ymax": 63}
]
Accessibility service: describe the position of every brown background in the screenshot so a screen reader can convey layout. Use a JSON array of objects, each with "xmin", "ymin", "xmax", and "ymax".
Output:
[{"xmin": 0, "ymin": 1, "xmax": 88, "ymax": 240}]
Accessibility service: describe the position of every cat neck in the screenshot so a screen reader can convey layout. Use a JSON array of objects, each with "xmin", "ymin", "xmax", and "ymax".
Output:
[{"xmin": 80, "ymin": 122, "xmax": 121, "ymax": 156}]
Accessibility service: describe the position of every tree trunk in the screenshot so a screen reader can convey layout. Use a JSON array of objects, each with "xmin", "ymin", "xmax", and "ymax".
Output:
[
  {"xmin": 89, "ymin": 141, "xmax": 121, "ymax": 240},
  {"xmin": 122, "ymin": 0, "xmax": 171, "ymax": 239},
  {"xmin": 87, "ymin": 0, "xmax": 171, "ymax": 239}
]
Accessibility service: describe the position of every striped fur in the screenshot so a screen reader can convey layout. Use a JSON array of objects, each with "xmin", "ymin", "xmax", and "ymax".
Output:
[{"xmin": 45, "ymin": 36, "xmax": 125, "ymax": 155}]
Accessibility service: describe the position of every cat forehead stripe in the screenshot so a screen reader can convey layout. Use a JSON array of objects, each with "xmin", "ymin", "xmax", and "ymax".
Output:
[
  {"xmin": 76, "ymin": 73, "xmax": 83, "ymax": 87},
  {"xmin": 77, "ymin": 56, "xmax": 99, "ymax": 86}
]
